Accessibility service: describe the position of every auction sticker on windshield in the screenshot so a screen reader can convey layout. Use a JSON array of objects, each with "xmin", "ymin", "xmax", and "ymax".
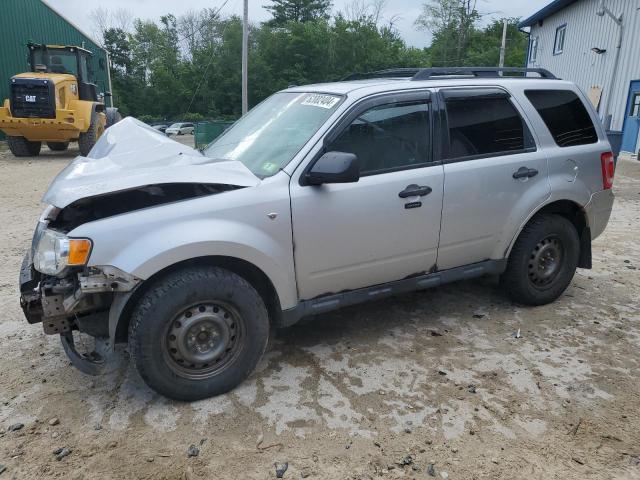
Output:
[{"xmin": 301, "ymin": 94, "xmax": 341, "ymax": 109}]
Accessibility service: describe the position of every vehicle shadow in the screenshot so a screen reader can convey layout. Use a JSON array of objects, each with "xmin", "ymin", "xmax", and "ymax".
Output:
[{"xmin": 273, "ymin": 276, "xmax": 506, "ymax": 349}]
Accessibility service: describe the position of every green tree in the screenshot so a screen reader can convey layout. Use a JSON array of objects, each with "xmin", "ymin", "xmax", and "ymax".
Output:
[
  {"xmin": 265, "ymin": 0, "xmax": 333, "ymax": 26},
  {"xmin": 416, "ymin": 0, "xmax": 480, "ymax": 66},
  {"xmin": 465, "ymin": 18, "xmax": 528, "ymax": 67}
]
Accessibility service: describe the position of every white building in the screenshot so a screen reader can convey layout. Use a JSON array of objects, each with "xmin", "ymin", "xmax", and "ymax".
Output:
[{"xmin": 520, "ymin": 0, "xmax": 640, "ymax": 155}]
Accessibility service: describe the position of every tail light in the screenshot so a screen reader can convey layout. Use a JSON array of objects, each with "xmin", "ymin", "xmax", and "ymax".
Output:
[{"xmin": 600, "ymin": 152, "xmax": 615, "ymax": 190}]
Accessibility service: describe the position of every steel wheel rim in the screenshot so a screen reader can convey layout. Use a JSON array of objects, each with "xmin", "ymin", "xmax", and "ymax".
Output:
[
  {"xmin": 528, "ymin": 235, "xmax": 564, "ymax": 287},
  {"xmin": 162, "ymin": 301, "xmax": 244, "ymax": 380}
]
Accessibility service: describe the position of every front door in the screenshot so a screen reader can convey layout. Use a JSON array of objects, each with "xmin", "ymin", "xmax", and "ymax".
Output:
[
  {"xmin": 436, "ymin": 87, "xmax": 550, "ymax": 270},
  {"xmin": 621, "ymin": 80, "xmax": 640, "ymax": 154},
  {"xmin": 290, "ymin": 92, "xmax": 444, "ymax": 300}
]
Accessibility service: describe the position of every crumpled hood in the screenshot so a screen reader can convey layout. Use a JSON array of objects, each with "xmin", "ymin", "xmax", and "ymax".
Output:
[{"xmin": 43, "ymin": 117, "xmax": 260, "ymax": 208}]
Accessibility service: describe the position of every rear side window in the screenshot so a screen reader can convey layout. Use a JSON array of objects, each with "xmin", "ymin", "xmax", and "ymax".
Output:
[
  {"xmin": 525, "ymin": 90, "xmax": 598, "ymax": 147},
  {"xmin": 443, "ymin": 90, "xmax": 534, "ymax": 160}
]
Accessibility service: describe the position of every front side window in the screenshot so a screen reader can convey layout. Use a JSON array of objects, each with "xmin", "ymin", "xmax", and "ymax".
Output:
[
  {"xmin": 554, "ymin": 25, "xmax": 566, "ymax": 55},
  {"xmin": 525, "ymin": 90, "xmax": 598, "ymax": 147},
  {"xmin": 327, "ymin": 100, "xmax": 431, "ymax": 175},
  {"xmin": 443, "ymin": 91, "xmax": 534, "ymax": 160},
  {"xmin": 205, "ymin": 92, "xmax": 343, "ymax": 177}
]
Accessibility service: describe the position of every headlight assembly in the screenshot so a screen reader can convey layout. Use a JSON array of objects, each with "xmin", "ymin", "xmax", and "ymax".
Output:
[{"xmin": 33, "ymin": 229, "xmax": 92, "ymax": 275}]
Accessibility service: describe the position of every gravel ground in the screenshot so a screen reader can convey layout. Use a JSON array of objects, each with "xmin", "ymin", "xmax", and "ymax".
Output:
[{"xmin": 0, "ymin": 141, "xmax": 639, "ymax": 480}]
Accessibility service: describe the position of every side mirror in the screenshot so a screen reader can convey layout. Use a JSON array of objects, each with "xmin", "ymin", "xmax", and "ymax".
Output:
[{"xmin": 306, "ymin": 151, "xmax": 360, "ymax": 185}]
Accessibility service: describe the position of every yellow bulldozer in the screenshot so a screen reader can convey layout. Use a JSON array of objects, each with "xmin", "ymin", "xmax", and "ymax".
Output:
[{"xmin": 0, "ymin": 43, "xmax": 120, "ymax": 157}]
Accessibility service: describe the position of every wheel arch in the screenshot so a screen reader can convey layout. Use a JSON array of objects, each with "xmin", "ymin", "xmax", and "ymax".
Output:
[
  {"xmin": 506, "ymin": 199, "xmax": 591, "ymax": 269},
  {"xmin": 110, "ymin": 255, "xmax": 284, "ymax": 345}
]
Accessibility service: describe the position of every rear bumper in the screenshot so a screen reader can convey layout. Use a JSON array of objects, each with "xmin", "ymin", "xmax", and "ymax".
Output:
[
  {"xmin": 0, "ymin": 106, "xmax": 88, "ymax": 141},
  {"xmin": 585, "ymin": 189, "xmax": 615, "ymax": 240}
]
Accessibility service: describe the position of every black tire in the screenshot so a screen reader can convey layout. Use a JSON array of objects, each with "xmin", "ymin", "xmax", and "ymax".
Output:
[
  {"xmin": 78, "ymin": 110, "xmax": 104, "ymax": 156},
  {"xmin": 106, "ymin": 107, "xmax": 122, "ymax": 128},
  {"xmin": 7, "ymin": 136, "xmax": 41, "ymax": 157},
  {"xmin": 128, "ymin": 266, "xmax": 270, "ymax": 401},
  {"xmin": 47, "ymin": 141, "xmax": 69, "ymax": 151},
  {"xmin": 502, "ymin": 214, "xmax": 580, "ymax": 306}
]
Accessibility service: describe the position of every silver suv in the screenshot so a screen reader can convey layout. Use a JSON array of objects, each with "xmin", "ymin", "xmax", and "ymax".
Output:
[{"xmin": 20, "ymin": 68, "xmax": 615, "ymax": 400}]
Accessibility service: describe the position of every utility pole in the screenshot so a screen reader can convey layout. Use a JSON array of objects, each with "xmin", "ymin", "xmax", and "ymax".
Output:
[
  {"xmin": 596, "ymin": 0, "xmax": 623, "ymax": 129},
  {"xmin": 498, "ymin": 19, "xmax": 507, "ymax": 68},
  {"xmin": 242, "ymin": 0, "xmax": 249, "ymax": 115}
]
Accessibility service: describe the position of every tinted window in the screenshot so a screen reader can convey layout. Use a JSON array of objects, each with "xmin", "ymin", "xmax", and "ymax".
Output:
[
  {"xmin": 328, "ymin": 101, "xmax": 430, "ymax": 175},
  {"xmin": 444, "ymin": 92, "xmax": 534, "ymax": 159},
  {"xmin": 525, "ymin": 90, "xmax": 598, "ymax": 147}
]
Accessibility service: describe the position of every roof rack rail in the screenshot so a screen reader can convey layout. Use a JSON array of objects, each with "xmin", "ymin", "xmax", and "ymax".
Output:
[
  {"xmin": 411, "ymin": 67, "xmax": 557, "ymax": 80},
  {"xmin": 343, "ymin": 67, "xmax": 557, "ymax": 81}
]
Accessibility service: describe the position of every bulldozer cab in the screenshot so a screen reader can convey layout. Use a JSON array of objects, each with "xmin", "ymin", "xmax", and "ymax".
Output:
[{"xmin": 27, "ymin": 43, "xmax": 100, "ymax": 103}]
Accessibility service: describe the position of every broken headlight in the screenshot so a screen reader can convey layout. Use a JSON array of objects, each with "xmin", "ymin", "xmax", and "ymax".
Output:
[{"xmin": 33, "ymin": 229, "xmax": 92, "ymax": 275}]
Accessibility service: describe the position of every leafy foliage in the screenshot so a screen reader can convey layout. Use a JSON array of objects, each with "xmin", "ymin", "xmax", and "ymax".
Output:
[
  {"xmin": 100, "ymin": 3, "xmax": 527, "ymax": 121},
  {"xmin": 265, "ymin": 0, "xmax": 333, "ymax": 26}
]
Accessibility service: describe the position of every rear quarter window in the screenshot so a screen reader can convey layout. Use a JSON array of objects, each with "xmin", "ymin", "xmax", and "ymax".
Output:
[{"xmin": 525, "ymin": 90, "xmax": 598, "ymax": 147}]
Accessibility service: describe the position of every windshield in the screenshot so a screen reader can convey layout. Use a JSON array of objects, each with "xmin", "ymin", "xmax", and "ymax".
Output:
[
  {"xmin": 31, "ymin": 49, "xmax": 78, "ymax": 76},
  {"xmin": 169, "ymin": 123, "xmax": 182, "ymax": 128},
  {"xmin": 204, "ymin": 92, "xmax": 343, "ymax": 177}
]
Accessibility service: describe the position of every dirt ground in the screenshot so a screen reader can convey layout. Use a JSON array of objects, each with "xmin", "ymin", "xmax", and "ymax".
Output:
[{"xmin": 0, "ymin": 141, "xmax": 639, "ymax": 480}]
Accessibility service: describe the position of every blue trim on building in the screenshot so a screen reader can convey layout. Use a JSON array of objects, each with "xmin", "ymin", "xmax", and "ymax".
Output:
[{"xmin": 518, "ymin": 0, "xmax": 578, "ymax": 28}]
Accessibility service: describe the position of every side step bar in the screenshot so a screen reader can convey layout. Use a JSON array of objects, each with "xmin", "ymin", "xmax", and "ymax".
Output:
[{"xmin": 279, "ymin": 259, "xmax": 507, "ymax": 327}]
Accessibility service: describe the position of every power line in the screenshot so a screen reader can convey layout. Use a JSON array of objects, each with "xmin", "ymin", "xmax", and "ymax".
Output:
[
  {"xmin": 184, "ymin": 0, "xmax": 237, "ymax": 116},
  {"xmin": 175, "ymin": 0, "xmax": 230, "ymax": 46}
]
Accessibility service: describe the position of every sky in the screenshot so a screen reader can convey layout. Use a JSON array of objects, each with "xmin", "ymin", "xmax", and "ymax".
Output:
[{"xmin": 47, "ymin": 0, "xmax": 551, "ymax": 48}]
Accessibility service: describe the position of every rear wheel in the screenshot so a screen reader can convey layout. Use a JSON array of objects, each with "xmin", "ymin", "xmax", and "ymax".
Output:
[
  {"xmin": 7, "ymin": 136, "xmax": 41, "ymax": 157},
  {"xmin": 502, "ymin": 214, "xmax": 580, "ymax": 305},
  {"xmin": 128, "ymin": 266, "xmax": 270, "ymax": 401},
  {"xmin": 78, "ymin": 110, "xmax": 105, "ymax": 156},
  {"xmin": 47, "ymin": 141, "xmax": 69, "ymax": 151}
]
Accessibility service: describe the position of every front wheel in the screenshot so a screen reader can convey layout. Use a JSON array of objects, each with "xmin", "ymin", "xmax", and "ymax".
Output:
[
  {"xmin": 128, "ymin": 266, "xmax": 270, "ymax": 401},
  {"xmin": 502, "ymin": 214, "xmax": 580, "ymax": 306},
  {"xmin": 78, "ymin": 110, "xmax": 105, "ymax": 156},
  {"xmin": 7, "ymin": 136, "xmax": 41, "ymax": 157}
]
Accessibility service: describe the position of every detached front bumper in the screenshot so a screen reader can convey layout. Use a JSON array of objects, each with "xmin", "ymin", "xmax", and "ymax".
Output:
[
  {"xmin": 19, "ymin": 251, "xmax": 141, "ymax": 374},
  {"xmin": 19, "ymin": 252, "xmax": 141, "ymax": 336},
  {"xmin": 19, "ymin": 250, "xmax": 44, "ymax": 325}
]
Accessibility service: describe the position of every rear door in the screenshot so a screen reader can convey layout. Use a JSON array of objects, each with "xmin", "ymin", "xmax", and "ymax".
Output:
[
  {"xmin": 289, "ymin": 91, "xmax": 444, "ymax": 300},
  {"xmin": 436, "ymin": 87, "xmax": 551, "ymax": 270}
]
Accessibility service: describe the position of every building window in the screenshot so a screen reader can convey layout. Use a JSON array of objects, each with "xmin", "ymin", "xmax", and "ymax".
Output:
[
  {"xmin": 631, "ymin": 93, "xmax": 640, "ymax": 117},
  {"xmin": 554, "ymin": 24, "xmax": 566, "ymax": 55},
  {"xmin": 530, "ymin": 37, "xmax": 538, "ymax": 63}
]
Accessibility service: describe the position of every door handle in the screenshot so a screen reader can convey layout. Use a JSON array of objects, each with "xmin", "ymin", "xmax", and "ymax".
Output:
[
  {"xmin": 398, "ymin": 184, "xmax": 432, "ymax": 198},
  {"xmin": 513, "ymin": 167, "xmax": 539, "ymax": 179}
]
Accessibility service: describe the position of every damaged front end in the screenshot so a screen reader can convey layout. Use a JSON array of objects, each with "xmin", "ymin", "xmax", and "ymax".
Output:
[
  {"xmin": 20, "ymin": 117, "xmax": 261, "ymax": 375},
  {"xmin": 20, "ymin": 227, "xmax": 141, "ymax": 374}
]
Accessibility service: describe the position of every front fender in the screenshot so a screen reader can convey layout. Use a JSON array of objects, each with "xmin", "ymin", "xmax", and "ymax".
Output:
[{"xmin": 72, "ymin": 214, "xmax": 297, "ymax": 311}]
